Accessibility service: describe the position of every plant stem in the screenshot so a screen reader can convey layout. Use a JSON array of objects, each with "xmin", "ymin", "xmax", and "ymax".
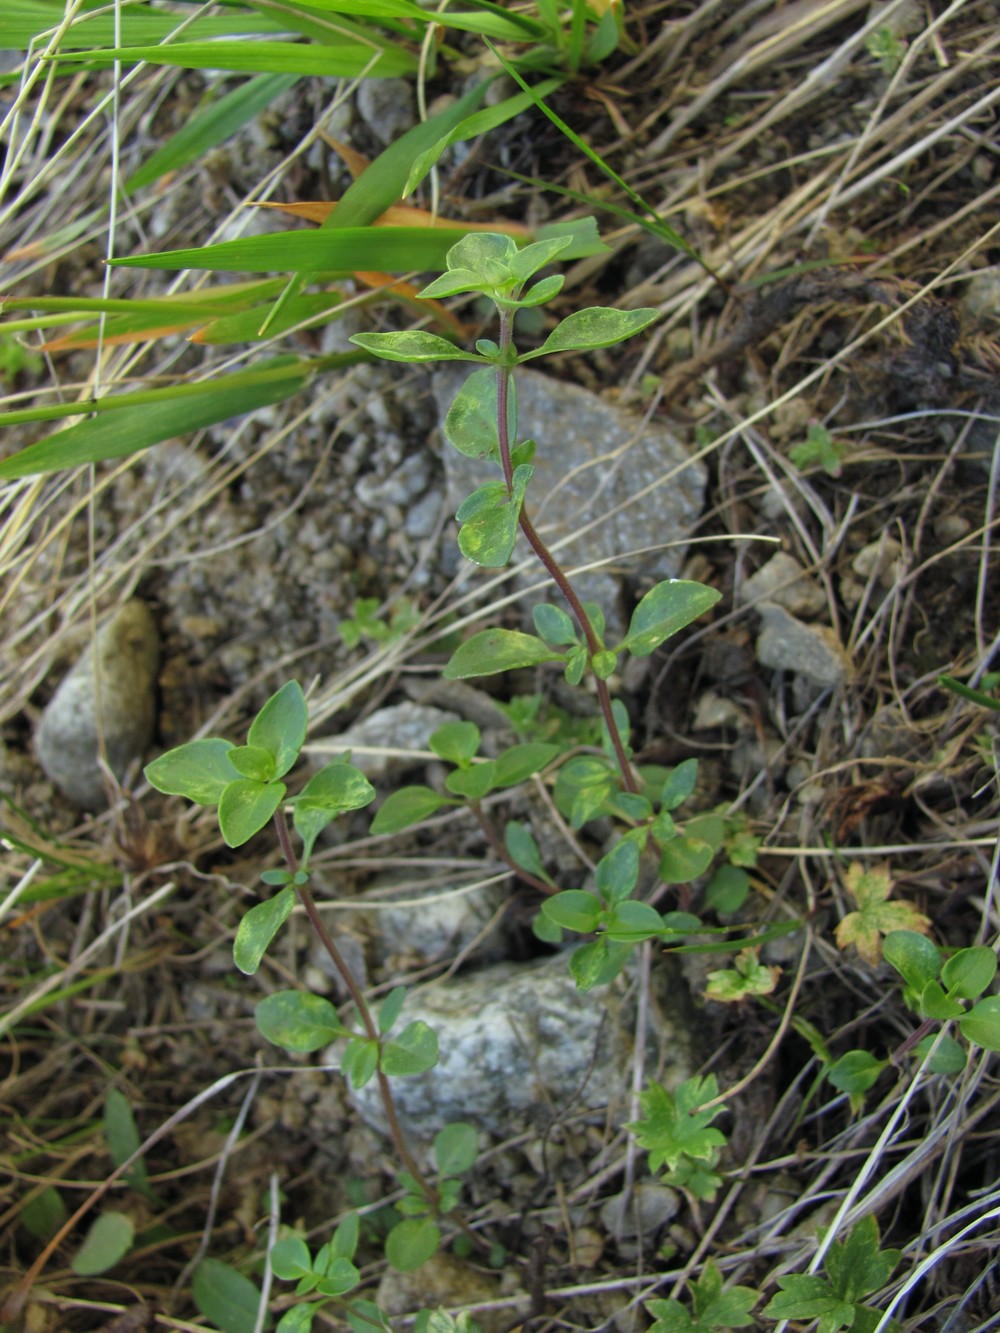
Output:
[
  {"xmin": 495, "ymin": 308, "xmax": 639, "ymax": 795},
  {"xmin": 470, "ymin": 800, "xmax": 557, "ymax": 896},
  {"xmin": 273, "ymin": 808, "xmax": 437, "ymax": 1204}
]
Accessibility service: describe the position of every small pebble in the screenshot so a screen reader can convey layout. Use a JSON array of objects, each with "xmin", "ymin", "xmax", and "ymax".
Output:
[{"xmin": 36, "ymin": 599, "xmax": 159, "ymax": 808}]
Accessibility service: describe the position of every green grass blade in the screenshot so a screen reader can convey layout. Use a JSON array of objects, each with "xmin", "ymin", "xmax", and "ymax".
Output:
[
  {"xmin": 126, "ymin": 73, "xmax": 297, "ymax": 192},
  {"xmin": 253, "ymin": 77, "xmax": 490, "ymax": 334},
  {"xmin": 108, "ymin": 225, "xmax": 477, "ymax": 274},
  {"xmin": 50, "ymin": 40, "xmax": 419, "ymax": 78},
  {"xmin": 3, "ymin": 1, "xmax": 289, "ymax": 50},
  {"xmin": 484, "ymin": 40, "xmax": 710, "ymax": 270},
  {"xmin": 0, "ymin": 358, "xmax": 311, "ymax": 479},
  {"xmin": 405, "ymin": 77, "xmax": 563, "ymax": 196}
]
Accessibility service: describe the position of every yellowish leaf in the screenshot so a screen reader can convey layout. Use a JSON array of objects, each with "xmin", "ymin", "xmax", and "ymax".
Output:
[{"xmin": 834, "ymin": 863, "xmax": 931, "ymax": 965}]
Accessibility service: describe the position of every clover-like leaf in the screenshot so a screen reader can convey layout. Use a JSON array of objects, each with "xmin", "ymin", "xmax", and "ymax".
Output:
[
  {"xmin": 835, "ymin": 864, "xmax": 931, "ymax": 965},
  {"xmin": 629, "ymin": 1074, "xmax": 727, "ymax": 1174},
  {"xmin": 705, "ymin": 948, "xmax": 781, "ymax": 1003}
]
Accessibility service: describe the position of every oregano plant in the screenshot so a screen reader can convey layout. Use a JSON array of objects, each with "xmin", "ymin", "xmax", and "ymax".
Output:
[{"xmin": 137, "ymin": 228, "xmax": 751, "ymax": 1327}]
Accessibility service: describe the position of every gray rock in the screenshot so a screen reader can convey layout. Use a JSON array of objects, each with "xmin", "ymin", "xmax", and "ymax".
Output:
[
  {"xmin": 755, "ymin": 605, "xmax": 852, "ymax": 688},
  {"xmin": 355, "ymin": 77, "xmax": 416, "ymax": 145},
  {"xmin": 350, "ymin": 953, "xmax": 697, "ymax": 1142},
  {"xmin": 432, "ymin": 368, "xmax": 706, "ymax": 636},
  {"xmin": 351, "ymin": 876, "xmax": 509, "ymax": 972},
  {"xmin": 36, "ymin": 600, "xmax": 159, "ymax": 809},
  {"xmin": 600, "ymin": 1183, "xmax": 680, "ymax": 1239},
  {"xmin": 312, "ymin": 701, "xmax": 459, "ymax": 781},
  {"xmin": 739, "ymin": 552, "xmax": 826, "ymax": 619}
]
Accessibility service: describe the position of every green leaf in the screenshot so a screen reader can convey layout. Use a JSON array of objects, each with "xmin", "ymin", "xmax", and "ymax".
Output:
[
  {"xmin": 916, "ymin": 1033, "xmax": 966, "ymax": 1073},
  {"xmin": 226, "ymin": 744, "xmax": 278, "ymax": 783},
  {"xmin": 342, "ymin": 1037, "xmax": 380, "ymax": 1089},
  {"xmin": 595, "ymin": 838, "xmax": 640, "ymax": 904},
  {"xmin": 193, "ymin": 1258, "xmax": 264, "ymax": 1333},
  {"xmin": 443, "ymin": 628, "xmax": 564, "ymax": 679},
  {"xmin": 56, "ymin": 39, "xmax": 418, "ymax": 78},
  {"xmin": 248, "ymin": 680, "xmax": 308, "ymax": 778},
  {"xmin": 445, "ymin": 764, "xmax": 496, "ymax": 800},
  {"xmin": 762, "ymin": 1276, "xmax": 855, "ymax": 1330},
  {"xmin": 629, "ymin": 1074, "xmax": 726, "ymax": 1174},
  {"xmin": 542, "ymin": 890, "xmax": 602, "ymax": 933},
  {"xmin": 0, "ymin": 358, "xmax": 311, "ymax": 480},
  {"xmin": 143, "ymin": 739, "xmax": 237, "ymax": 804},
  {"xmin": 370, "ymin": 786, "xmax": 454, "ymax": 835},
  {"xmin": 959, "ymin": 995, "xmax": 1000, "ymax": 1051},
  {"xmin": 918, "ymin": 979, "xmax": 965, "ymax": 1021},
  {"xmin": 103, "ymin": 1089, "xmax": 150, "ymax": 1200},
  {"xmin": 19, "ymin": 1188, "xmax": 68, "ymax": 1240},
  {"xmin": 293, "ymin": 760, "xmax": 376, "ymax": 862},
  {"xmin": 333, "ymin": 1212, "xmax": 360, "ymax": 1261},
  {"xmin": 883, "ymin": 929, "xmax": 941, "ymax": 993},
  {"xmin": 71, "ymin": 1211, "xmax": 135, "ymax": 1276},
  {"xmin": 661, "ymin": 758, "xmax": 699, "ymax": 811},
  {"xmin": 704, "ymin": 865, "xmax": 750, "ymax": 914},
  {"xmin": 606, "ymin": 899, "xmax": 665, "ymax": 942},
  {"xmin": 511, "ymin": 236, "xmax": 576, "ymax": 282},
  {"xmin": 618, "ymin": 580, "xmax": 721, "ymax": 658},
  {"xmin": 825, "ymin": 1215, "xmax": 900, "ymax": 1301},
  {"xmin": 218, "ymin": 778, "xmax": 285, "ymax": 847},
  {"xmin": 378, "ymin": 986, "xmax": 407, "ymax": 1035},
  {"xmin": 590, "ymin": 649, "xmax": 617, "ymax": 679},
  {"xmin": 658, "ymin": 836, "xmax": 713, "ymax": 884},
  {"xmin": 505, "ymin": 821, "xmax": 553, "ymax": 885},
  {"xmin": 255, "ymin": 991, "xmax": 350, "ymax": 1052},
  {"xmin": 456, "ymin": 463, "xmax": 532, "ymax": 567},
  {"xmin": 521, "ymin": 306, "xmax": 660, "ymax": 359},
  {"xmin": 493, "ymin": 743, "xmax": 560, "ymax": 787},
  {"xmin": 533, "ymin": 602, "xmax": 578, "ymax": 645},
  {"xmin": 430, "ymin": 721, "xmax": 481, "ymax": 765},
  {"xmin": 346, "ymin": 1300, "xmax": 394, "ymax": 1333},
  {"xmin": 704, "ymin": 949, "xmax": 781, "ymax": 1003},
  {"xmin": 444, "ymin": 367, "xmax": 514, "ymax": 462},
  {"xmin": 434, "ymin": 1123, "xmax": 478, "ymax": 1177},
  {"xmin": 234, "ymin": 888, "xmax": 295, "ymax": 975},
  {"xmin": 270, "ymin": 1236, "xmax": 313, "ymax": 1281},
  {"xmin": 351, "ymin": 330, "xmax": 484, "ymax": 363},
  {"xmin": 380, "ymin": 1020, "xmax": 439, "ymax": 1076},
  {"xmin": 647, "ymin": 1258, "xmax": 758, "ymax": 1331},
  {"xmin": 835, "ymin": 864, "xmax": 931, "ymax": 966},
  {"xmin": 386, "ymin": 1218, "xmax": 441, "ymax": 1271},
  {"xmin": 826, "ymin": 1049, "xmax": 885, "ymax": 1098},
  {"xmin": 278, "ymin": 1302, "xmax": 318, "ymax": 1331},
  {"xmin": 941, "ymin": 946, "xmax": 997, "ymax": 1000},
  {"xmin": 569, "ymin": 937, "xmax": 632, "ymax": 990},
  {"xmin": 938, "ymin": 674, "xmax": 1000, "ymax": 711}
]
